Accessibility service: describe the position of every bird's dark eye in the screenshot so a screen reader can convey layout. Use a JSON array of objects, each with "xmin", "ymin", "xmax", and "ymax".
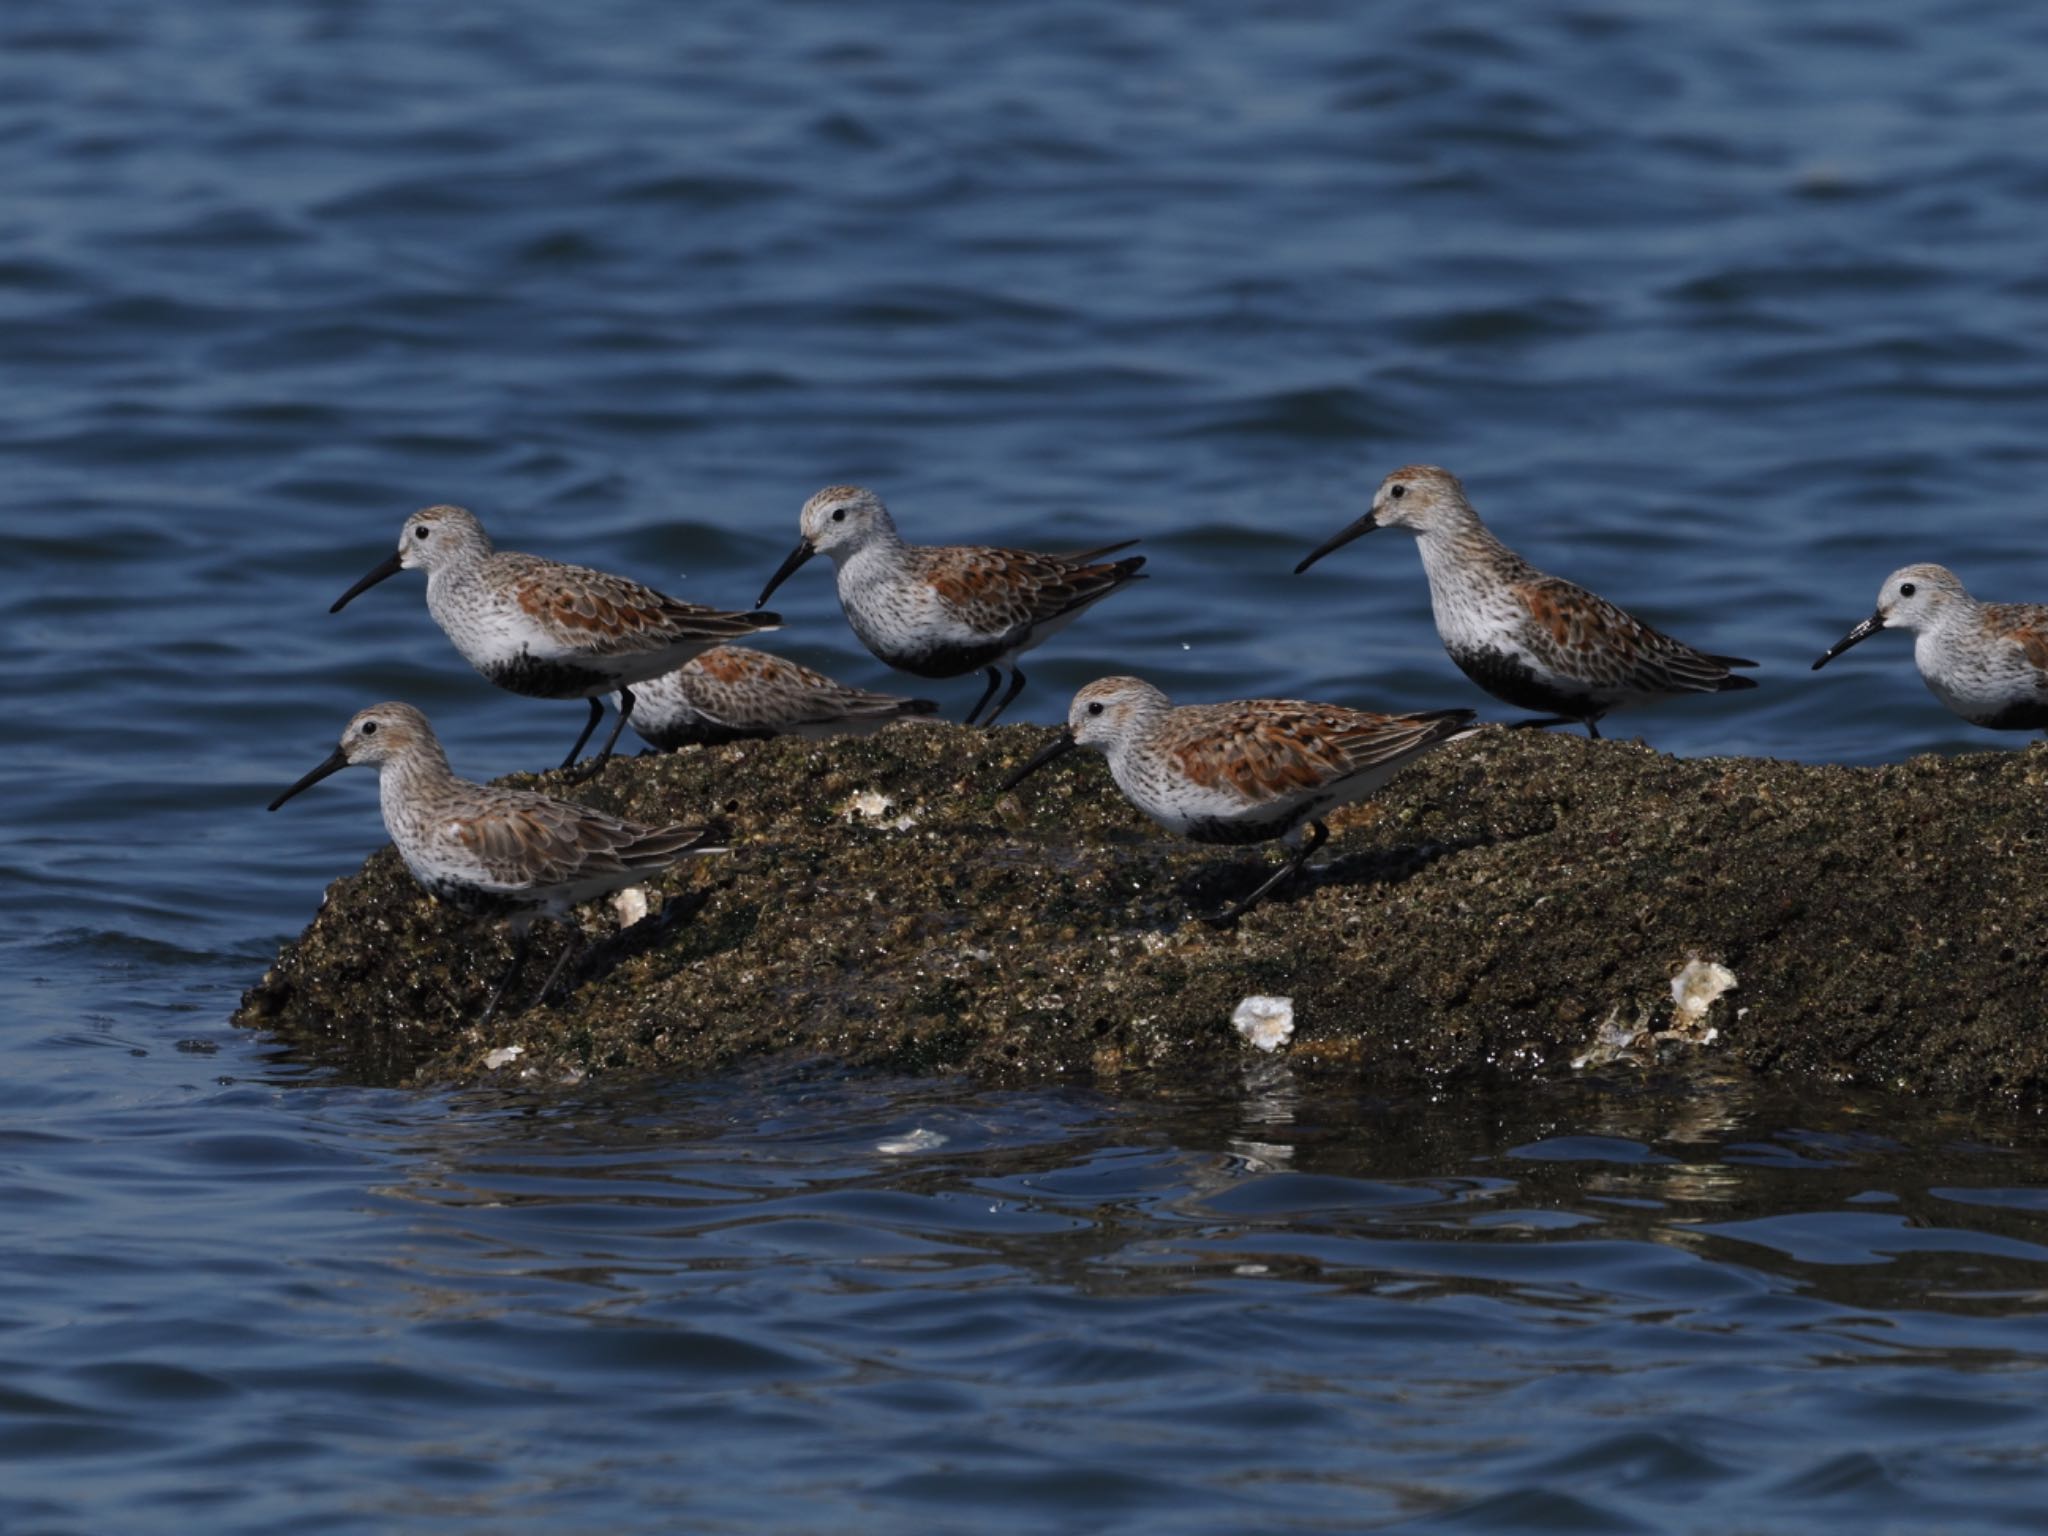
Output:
[
  {"xmin": 415, "ymin": 526, "xmax": 430, "ymax": 540},
  {"xmin": 1086, "ymin": 701, "xmax": 1105, "ymax": 716},
  {"xmin": 1390, "ymin": 484, "xmax": 1407, "ymax": 499},
  {"xmin": 831, "ymin": 508, "xmax": 846, "ymax": 522},
  {"xmin": 1900, "ymin": 582, "xmax": 1916, "ymax": 597},
  {"xmin": 361, "ymin": 720, "xmax": 378, "ymax": 735}
]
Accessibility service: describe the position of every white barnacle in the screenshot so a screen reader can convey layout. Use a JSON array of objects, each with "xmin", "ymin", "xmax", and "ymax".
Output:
[
  {"xmin": 1671, "ymin": 960, "xmax": 1737, "ymax": 1026},
  {"xmin": 1232, "ymin": 995, "xmax": 1295, "ymax": 1053}
]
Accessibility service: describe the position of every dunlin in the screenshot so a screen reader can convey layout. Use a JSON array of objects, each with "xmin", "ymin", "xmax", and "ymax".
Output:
[
  {"xmin": 331, "ymin": 505, "xmax": 780, "ymax": 778},
  {"xmin": 1296, "ymin": 466, "xmax": 1757, "ymax": 737},
  {"xmin": 1813, "ymin": 563, "xmax": 2048, "ymax": 731},
  {"xmin": 621, "ymin": 645, "xmax": 939, "ymax": 749},
  {"xmin": 268, "ymin": 702, "xmax": 721, "ymax": 1019},
  {"xmin": 755, "ymin": 486, "xmax": 1145, "ymax": 726},
  {"xmin": 1002, "ymin": 676, "xmax": 1477, "ymax": 923}
]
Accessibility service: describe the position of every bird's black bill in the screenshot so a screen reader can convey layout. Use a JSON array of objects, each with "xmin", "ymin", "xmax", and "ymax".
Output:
[
  {"xmin": 999, "ymin": 730, "xmax": 1078, "ymax": 793},
  {"xmin": 268, "ymin": 747, "xmax": 349, "ymax": 811},
  {"xmin": 1293, "ymin": 513, "xmax": 1378, "ymax": 575},
  {"xmin": 330, "ymin": 551, "xmax": 404, "ymax": 613},
  {"xmin": 756, "ymin": 539, "xmax": 814, "ymax": 608},
  {"xmin": 1812, "ymin": 612, "xmax": 1884, "ymax": 671}
]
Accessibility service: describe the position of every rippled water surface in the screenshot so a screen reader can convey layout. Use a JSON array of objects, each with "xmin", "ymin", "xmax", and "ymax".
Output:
[{"xmin": 7, "ymin": 0, "xmax": 2048, "ymax": 1529}]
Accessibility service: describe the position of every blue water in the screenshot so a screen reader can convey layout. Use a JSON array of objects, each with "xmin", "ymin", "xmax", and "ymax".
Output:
[{"xmin": 8, "ymin": 0, "xmax": 2048, "ymax": 1529}]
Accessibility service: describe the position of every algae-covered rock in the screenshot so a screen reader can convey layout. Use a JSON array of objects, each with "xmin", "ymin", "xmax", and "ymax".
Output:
[{"xmin": 234, "ymin": 725, "xmax": 2048, "ymax": 1101}]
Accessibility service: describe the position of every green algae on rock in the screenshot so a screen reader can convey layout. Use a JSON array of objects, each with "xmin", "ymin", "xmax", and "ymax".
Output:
[{"xmin": 234, "ymin": 725, "xmax": 2048, "ymax": 1101}]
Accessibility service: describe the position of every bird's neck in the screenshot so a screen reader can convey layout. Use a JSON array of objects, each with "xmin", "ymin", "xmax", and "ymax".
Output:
[
  {"xmin": 376, "ymin": 746, "xmax": 458, "ymax": 836},
  {"xmin": 836, "ymin": 532, "xmax": 907, "ymax": 587},
  {"xmin": 1417, "ymin": 503, "xmax": 1514, "ymax": 564},
  {"xmin": 425, "ymin": 544, "xmax": 488, "ymax": 589},
  {"xmin": 1414, "ymin": 514, "xmax": 1523, "ymax": 603},
  {"xmin": 1104, "ymin": 700, "xmax": 1172, "ymax": 767}
]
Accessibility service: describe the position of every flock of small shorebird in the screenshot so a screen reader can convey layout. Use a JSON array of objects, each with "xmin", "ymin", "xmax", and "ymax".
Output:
[{"xmin": 268, "ymin": 464, "xmax": 2048, "ymax": 1019}]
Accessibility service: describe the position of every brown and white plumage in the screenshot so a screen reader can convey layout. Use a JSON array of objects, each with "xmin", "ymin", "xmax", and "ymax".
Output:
[
  {"xmin": 268, "ymin": 702, "xmax": 721, "ymax": 1017},
  {"xmin": 1813, "ymin": 563, "xmax": 2048, "ymax": 732},
  {"xmin": 495, "ymin": 556, "xmax": 770, "ymax": 661},
  {"xmin": 622, "ymin": 644, "xmax": 939, "ymax": 749},
  {"xmin": 1296, "ymin": 465, "xmax": 1757, "ymax": 737},
  {"xmin": 330, "ymin": 504, "xmax": 779, "ymax": 776},
  {"xmin": 755, "ymin": 486, "xmax": 1145, "ymax": 726},
  {"xmin": 1507, "ymin": 572, "xmax": 1751, "ymax": 700},
  {"xmin": 1002, "ymin": 676, "xmax": 1476, "ymax": 922}
]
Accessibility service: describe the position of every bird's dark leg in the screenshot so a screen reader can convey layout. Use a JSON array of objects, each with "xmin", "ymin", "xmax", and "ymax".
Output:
[
  {"xmin": 479, "ymin": 928, "xmax": 534, "ymax": 1025},
  {"xmin": 1585, "ymin": 719, "xmax": 1603, "ymax": 740},
  {"xmin": 1509, "ymin": 716, "xmax": 1575, "ymax": 732},
  {"xmin": 1204, "ymin": 820, "xmax": 1330, "ymax": 927},
  {"xmin": 560, "ymin": 697, "xmax": 606, "ymax": 771},
  {"xmin": 534, "ymin": 925, "xmax": 584, "ymax": 1007},
  {"xmin": 981, "ymin": 666, "xmax": 1029, "ymax": 728},
  {"xmin": 565, "ymin": 687, "xmax": 636, "ymax": 784},
  {"xmin": 963, "ymin": 666, "xmax": 1004, "ymax": 726},
  {"xmin": 565, "ymin": 688, "xmax": 634, "ymax": 782}
]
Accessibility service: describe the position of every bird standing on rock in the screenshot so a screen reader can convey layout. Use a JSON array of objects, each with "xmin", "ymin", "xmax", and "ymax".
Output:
[
  {"xmin": 1002, "ymin": 676, "xmax": 1477, "ymax": 924},
  {"xmin": 756, "ymin": 485, "xmax": 1146, "ymax": 727},
  {"xmin": 268, "ymin": 702, "xmax": 722, "ymax": 1021},
  {"xmin": 1296, "ymin": 466, "xmax": 1757, "ymax": 738},
  {"xmin": 331, "ymin": 504, "xmax": 779, "ymax": 780},
  {"xmin": 621, "ymin": 644, "xmax": 939, "ymax": 749},
  {"xmin": 1814, "ymin": 563, "xmax": 2048, "ymax": 732}
]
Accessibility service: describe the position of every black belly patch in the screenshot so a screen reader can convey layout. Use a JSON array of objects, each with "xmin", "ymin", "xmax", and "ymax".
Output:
[
  {"xmin": 1185, "ymin": 808, "xmax": 1314, "ymax": 847},
  {"xmin": 1450, "ymin": 648, "xmax": 1601, "ymax": 718},
  {"xmin": 420, "ymin": 876, "xmax": 536, "ymax": 921},
  {"xmin": 885, "ymin": 640, "xmax": 1008, "ymax": 679},
  {"xmin": 1977, "ymin": 700, "xmax": 2048, "ymax": 731},
  {"xmin": 483, "ymin": 652, "xmax": 612, "ymax": 699}
]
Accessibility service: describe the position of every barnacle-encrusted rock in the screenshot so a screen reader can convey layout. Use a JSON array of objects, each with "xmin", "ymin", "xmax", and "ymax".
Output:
[{"xmin": 235, "ymin": 725, "xmax": 2048, "ymax": 1101}]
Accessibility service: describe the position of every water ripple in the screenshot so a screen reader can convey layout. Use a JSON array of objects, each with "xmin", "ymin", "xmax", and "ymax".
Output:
[{"xmin": 5, "ymin": 0, "xmax": 2048, "ymax": 1528}]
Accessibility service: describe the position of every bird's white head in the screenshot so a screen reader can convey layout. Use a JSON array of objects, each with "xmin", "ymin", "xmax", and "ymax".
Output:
[
  {"xmin": 997, "ymin": 676, "xmax": 1172, "ymax": 796},
  {"xmin": 798, "ymin": 485, "xmax": 895, "ymax": 559},
  {"xmin": 1870, "ymin": 563, "xmax": 1969, "ymax": 632},
  {"xmin": 269, "ymin": 702, "xmax": 442, "ymax": 811},
  {"xmin": 757, "ymin": 486, "xmax": 898, "ymax": 607},
  {"xmin": 1814, "ymin": 563, "xmax": 1970, "ymax": 671},
  {"xmin": 1067, "ymin": 676, "xmax": 1171, "ymax": 751},
  {"xmin": 1365, "ymin": 465, "xmax": 1475, "ymax": 537},
  {"xmin": 331, "ymin": 505, "xmax": 492, "ymax": 613},
  {"xmin": 395, "ymin": 504, "xmax": 492, "ymax": 574},
  {"xmin": 333, "ymin": 701, "xmax": 437, "ymax": 768},
  {"xmin": 1295, "ymin": 464, "xmax": 1476, "ymax": 574}
]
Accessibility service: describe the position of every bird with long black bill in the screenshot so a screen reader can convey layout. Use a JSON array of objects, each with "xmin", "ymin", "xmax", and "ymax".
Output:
[
  {"xmin": 331, "ymin": 504, "xmax": 778, "ymax": 780},
  {"xmin": 1813, "ymin": 563, "xmax": 2048, "ymax": 732},
  {"xmin": 1002, "ymin": 676, "xmax": 1476, "ymax": 925},
  {"xmin": 268, "ymin": 702, "xmax": 722, "ymax": 1022},
  {"xmin": 1296, "ymin": 465, "xmax": 1757, "ymax": 738},
  {"xmin": 757, "ymin": 485, "xmax": 1145, "ymax": 727}
]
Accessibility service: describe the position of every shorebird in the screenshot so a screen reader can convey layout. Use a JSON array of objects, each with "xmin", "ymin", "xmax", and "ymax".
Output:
[
  {"xmin": 621, "ymin": 645, "xmax": 938, "ymax": 749},
  {"xmin": 331, "ymin": 504, "xmax": 780, "ymax": 779},
  {"xmin": 268, "ymin": 702, "xmax": 722, "ymax": 1020},
  {"xmin": 755, "ymin": 485, "xmax": 1145, "ymax": 726},
  {"xmin": 1295, "ymin": 465, "xmax": 1757, "ymax": 737},
  {"xmin": 1001, "ymin": 676, "xmax": 1477, "ymax": 924},
  {"xmin": 1813, "ymin": 563, "xmax": 2048, "ymax": 731}
]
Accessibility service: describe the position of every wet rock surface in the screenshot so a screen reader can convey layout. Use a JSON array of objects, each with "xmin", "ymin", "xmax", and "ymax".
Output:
[{"xmin": 235, "ymin": 725, "xmax": 2048, "ymax": 1101}]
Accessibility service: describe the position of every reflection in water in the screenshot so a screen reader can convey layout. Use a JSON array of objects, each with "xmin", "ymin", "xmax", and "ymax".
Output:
[
  {"xmin": 202, "ymin": 1060, "xmax": 2045, "ymax": 1533},
  {"xmin": 6, "ymin": 1054, "xmax": 2048, "ymax": 1533},
  {"xmin": 1227, "ymin": 1056, "xmax": 1301, "ymax": 1172}
]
